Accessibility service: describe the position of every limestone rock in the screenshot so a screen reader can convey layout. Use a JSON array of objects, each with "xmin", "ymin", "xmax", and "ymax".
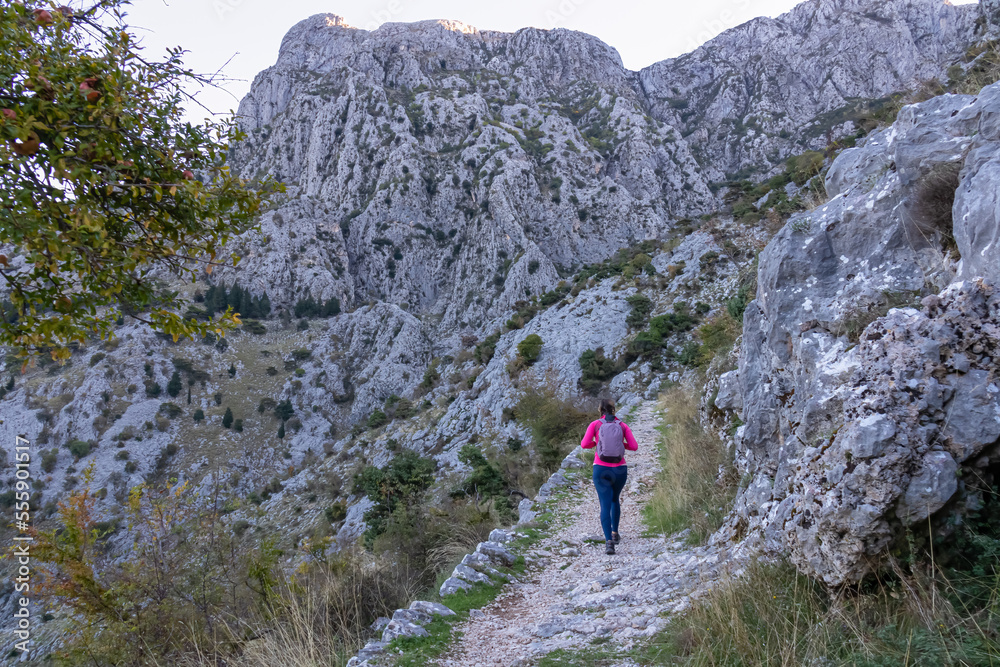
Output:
[
  {"xmin": 409, "ymin": 600, "xmax": 456, "ymax": 617},
  {"xmin": 726, "ymin": 80, "xmax": 1000, "ymax": 585}
]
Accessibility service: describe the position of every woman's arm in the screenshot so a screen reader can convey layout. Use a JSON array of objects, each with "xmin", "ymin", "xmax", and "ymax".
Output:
[
  {"xmin": 580, "ymin": 421, "xmax": 598, "ymax": 449},
  {"xmin": 621, "ymin": 422, "xmax": 638, "ymax": 451}
]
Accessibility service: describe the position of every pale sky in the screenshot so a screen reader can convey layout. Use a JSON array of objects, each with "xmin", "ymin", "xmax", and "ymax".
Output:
[{"xmin": 120, "ymin": 0, "xmax": 980, "ymax": 121}]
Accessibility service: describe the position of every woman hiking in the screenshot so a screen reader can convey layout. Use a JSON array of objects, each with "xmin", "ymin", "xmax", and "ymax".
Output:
[{"xmin": 581, "ymin": 399, "xmax": 638, "ymax": 555}]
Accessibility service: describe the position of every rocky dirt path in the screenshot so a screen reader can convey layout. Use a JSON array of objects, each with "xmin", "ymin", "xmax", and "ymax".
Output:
[{"xmin": 436, "ymin": 401, "xmax": 731, "ymax": 666}]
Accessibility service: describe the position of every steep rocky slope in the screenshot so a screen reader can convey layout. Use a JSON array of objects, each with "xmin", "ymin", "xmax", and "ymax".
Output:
[
  {"xmin": 1, "ymin": 1, "xmax": 999, "ymax": 645},
  {"xmin": 715, "ymin": 79, "xmax": 1000, "ymax": 586},
  {"xmin": 640, "ymin": 0, "xmax": 982, "ymax": 180}
]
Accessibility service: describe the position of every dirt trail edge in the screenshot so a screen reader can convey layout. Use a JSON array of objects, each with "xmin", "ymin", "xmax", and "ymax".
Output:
[{"xmin": 437, "ymin": 401, "xmax": 735, "ymax": 666}]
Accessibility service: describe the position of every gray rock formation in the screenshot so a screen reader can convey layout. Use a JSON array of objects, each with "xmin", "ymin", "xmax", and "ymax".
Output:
[
  {"xmin": 228, "ymin": 15, "xmax": 714, "ymax": 339},
  {"xmin": 639, "ymin": 0, "xmax": 982, "ymax": 180},
  {"xmin": 720, "ymin": 79, "xmax": 1000, "ymax": 585}
]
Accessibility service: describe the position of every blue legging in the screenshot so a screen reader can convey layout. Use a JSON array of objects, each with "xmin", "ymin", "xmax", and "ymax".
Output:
[{"xmin": 593, "ymin": 465, "xmax": 628, "ymax": 542}]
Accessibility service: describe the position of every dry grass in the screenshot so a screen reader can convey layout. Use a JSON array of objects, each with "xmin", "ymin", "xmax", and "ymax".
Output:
[
  {"xmin": 911, "ymin": 161, "xmax": 962, "ymax": 257},
  {"xmin": 643, "ymin": 387, "xmax": 736, "ymax": 544},
  {"xmin": 424, "ymin": 501, "xmax": 504, "ymax": 574},
  {"xmin": 211, "ymin": 551, "xmax": 423, "ymax": 667},
  {"xmin": 640, "ymin": 558, "xmax": 1000, "ymax": 666}
]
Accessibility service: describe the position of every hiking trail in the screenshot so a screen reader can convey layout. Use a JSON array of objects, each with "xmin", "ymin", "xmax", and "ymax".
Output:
[{"xmin": 436, "ymin": 401, "xmax": 734, "ymax": 666}]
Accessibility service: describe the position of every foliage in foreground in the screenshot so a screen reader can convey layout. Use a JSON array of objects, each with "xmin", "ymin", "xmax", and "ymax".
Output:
[
  {"xmin": 513, "ymin": 372, "xmax": 593, "ymax": 473},
  {"xmin": 32, "ymin": 467, "xmax": 282, "ymax": 666},
  {"xmin": 0, "ymin": 1, "xmax": 278, "ymax": 359}
]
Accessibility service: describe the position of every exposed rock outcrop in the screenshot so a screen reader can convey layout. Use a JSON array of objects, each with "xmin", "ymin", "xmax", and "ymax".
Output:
[
  {"xmin": 639, "ymin": 0, "xmax": 982, "ymax": 180},
  {"xmin": 721, "ymin": 81, "xmax": 1000, "ymax": 585}
]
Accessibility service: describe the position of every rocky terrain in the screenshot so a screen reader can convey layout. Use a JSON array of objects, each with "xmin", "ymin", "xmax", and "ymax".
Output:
[
  {"xmin": 2, "ymin": 0, "xmax": 1000, "ymax": 660},
  {"xmin": 707, "ymin": 76, "xmax": 1000, "ymax": 586}
]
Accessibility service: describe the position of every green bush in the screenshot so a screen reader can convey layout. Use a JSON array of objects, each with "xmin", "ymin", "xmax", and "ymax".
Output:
[
  {"xmin": 222, "ymin": 407, "xmax": 233, "ymax": 429},
  {"xmin": 474, "ymin": 331, "xmax": 501, "ymax": 365},
  {"xmin": 367, "ymin": 410, "xmax": 388, "ymax": 430},
  {"xmin": 454, "ymin": 444, "xmax": 508, "ymax": 499},
  {"xmin": 242, "ymin": 320, "xmax": 267, "ymax": 334},
  {"xmin": 420, "ymin": 363, "xmax": 441, "ymax": 390},
  {"xmin": 65, "ymin": 439, "xmax": 91, "ymax": 460},
  {"xmin": 578, "ymin": 348, "xmax": 621, "ymax": 395},
  {"xmin": 193, "ymin": 409, "xmax": 204, "ymax": 423},
  {"xmin": 517, "ymin": 334, "xmax": 543, "ymax": 364},
  {"xmin": 626, "ymin": 293, "xmax": 653, "ymax": 329},
  {"xmin": 158, "ymin": 402, "xmax": 182, "ymax": 419},
  {"xmin": 233, "ymin": 419, "xmax": 243, "ymax": 432},
  {"xmin": 275, "ymin": 399, "xmax": 294, "ymax": 422},
  {"xmin": 726, "ymin": 283, "xmax": 753, "ymax": 322},
  {"xmin": 41, "ymin": 448, "xmax": 58, "ymax": 473},
  {"xmin": 354, "ymin": 450, "xmax": 436, "ymax": 547},
  {"xmin": 89, "ymin": 352, "xmax": 106, "ymax": 367},
  {"xmin": 514, "ymin": 379, "xmax": 591, "ymax": 473},
  {"xmin": 324, "ymin": 503, "xmax": 347, "ymax": 524},
  {"xmin": 166, "ymin": 370, "xmax": 182, "ymax": 398}
]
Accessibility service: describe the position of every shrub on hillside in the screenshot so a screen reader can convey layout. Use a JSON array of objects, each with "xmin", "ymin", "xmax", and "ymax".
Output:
[
  {"xmin": 578, "ymin": 347, "xmax": 621, "ymax": 395},
  {"xmin": 516, "ymin": 334, "xmax": 543, "ymax": 364},
  {"xmin": 33, "ymin": 474, "xmax": 283, "ymax": 666},
  {"xmin": 625, "ymin": 293, "xmax": 653, "ymax": 328},
  {"xmin": 354, "ymin": 450, "xmax": 436, "ymax": 547},
  {"xmin": 514, "ymin": 376, "xmax": 591, "ymax": 473}
]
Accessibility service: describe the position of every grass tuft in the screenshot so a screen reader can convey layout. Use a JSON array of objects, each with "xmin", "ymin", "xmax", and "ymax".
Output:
[
  {"xmin": 643, "ymin": 387, "xmax": 736, "ymax": 544},
  {"xmin": 637, "ymin": 559, "xmax": 1000, "ymax": 666}
]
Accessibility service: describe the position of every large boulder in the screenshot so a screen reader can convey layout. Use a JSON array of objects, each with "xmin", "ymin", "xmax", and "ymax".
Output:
[{"xmin": 721, "ymin": 80, "xmax": 1000, "ymax": 585}]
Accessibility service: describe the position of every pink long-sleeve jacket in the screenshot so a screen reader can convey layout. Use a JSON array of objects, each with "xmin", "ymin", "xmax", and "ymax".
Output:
[{"xmin": 580, "ymin": 417, "xmax": 638, "ymax": 467}]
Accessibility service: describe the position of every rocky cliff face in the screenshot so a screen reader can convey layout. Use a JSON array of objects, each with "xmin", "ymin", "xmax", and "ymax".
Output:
[
  {"xmin": 639, "ymin": 0, "xmax": 981, "ymax": 180},
  {"xmin": 228, "ymin": 15, "xmax": 714, "ymax": 340},
  {"xmin": 0, "ymin": 0, "xmax": 997, "ymax": 615},
  {"xmin": 719, "ymin": 80, "xmax": 1000, "ymax": 586},
  {"xmin": 225, "ymin": 0, "xmax": 982, "ymax": 337}
]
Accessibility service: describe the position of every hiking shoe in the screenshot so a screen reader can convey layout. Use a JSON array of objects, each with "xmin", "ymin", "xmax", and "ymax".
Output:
[
  {"xmin": 611, "ymin": 531, "xmax": 621, "ymax": 545},
  {"xmin": 605, "ymin": 540, "xmax": 615, "ymax": 555}
]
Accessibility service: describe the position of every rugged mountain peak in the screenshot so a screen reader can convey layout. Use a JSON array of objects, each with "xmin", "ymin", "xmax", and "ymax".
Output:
[{"xmin": 639, "ymin": 0, "xmax": 982, "ymax": 179}]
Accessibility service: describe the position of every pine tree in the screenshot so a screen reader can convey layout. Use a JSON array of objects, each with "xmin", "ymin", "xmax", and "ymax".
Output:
[
  {"xmin": 211, "ymin": 282, "xmax": 228, "ymax": 314},
  {"xmin": 295, "ymin": 293, "xmax": 319, "ymax": 318},
  {"xmin": 322, "ymin": 297, "xmax": 341, "ymax": 317},
  {"xmin": 277, "ymin": 423, "xmax": 285, "ymax": 440},
  {"xmin": 259, "ymin": 293, "xmax": 271, "ymax": 318},
  {"xmin": 228, "ymin": 363, "xmax": 236, "ymax": 378},
  {"xmin": 167, "ymin": 370, "xmax": 182, "ymax": 398},
  {"xmin": 204, "ymin": 285, "xmax": 218, "ymax": 312},
  {"xmin": 240, "ymin": 290, "xmax": 254, "ymax": 319},
  {"xmin": 222, "ymin": 407, "xmax": 234, "ymax": 429},
  {"xmin": 275, "ymin": 399, "xmax": 294, "ymax": 422},
  {"xmin": 229, "ymin": 283, "xmax": 244, "ymax": 314}
]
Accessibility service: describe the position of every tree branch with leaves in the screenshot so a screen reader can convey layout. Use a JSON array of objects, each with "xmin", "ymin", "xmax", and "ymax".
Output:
[{"xmin": 0, "ymin": 0, "xmax": 280, "ymax": 361}]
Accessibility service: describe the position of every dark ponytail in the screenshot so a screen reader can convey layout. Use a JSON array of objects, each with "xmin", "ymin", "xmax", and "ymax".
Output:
[{"xmin": 599, "ymin": 398, "xmax": 616, "ymax": 417}]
